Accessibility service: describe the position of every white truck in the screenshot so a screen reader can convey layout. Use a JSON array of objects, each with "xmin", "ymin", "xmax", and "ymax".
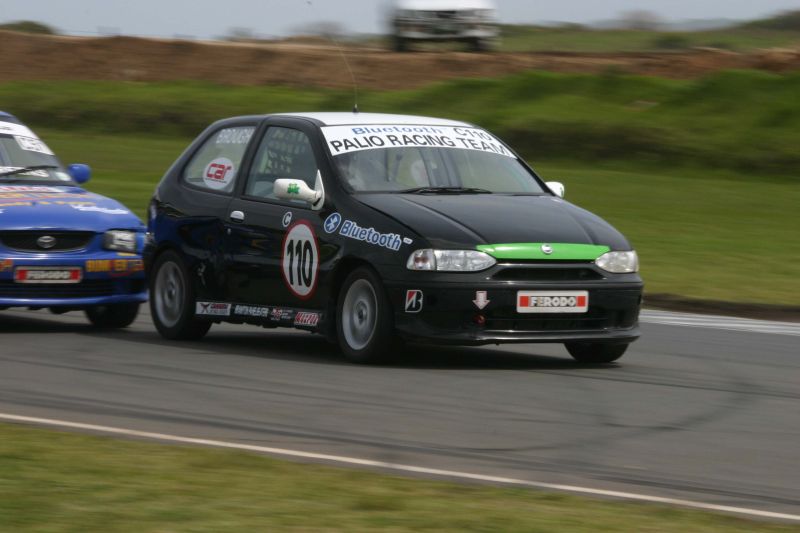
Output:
[{"xmin": 390, "ymin": 0, "xmax": 499, "ymax": 52}]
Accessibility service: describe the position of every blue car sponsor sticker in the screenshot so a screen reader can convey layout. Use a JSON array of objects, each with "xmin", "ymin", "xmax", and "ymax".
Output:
[{"xmin": 324, "ymin": 212, "xmax": 342, "ymax": 233}]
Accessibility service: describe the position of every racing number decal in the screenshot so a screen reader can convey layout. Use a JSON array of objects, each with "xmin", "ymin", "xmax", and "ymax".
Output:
[{"xmin": 281, "ymin": 221, "xmax": 320, "ymax": 300}]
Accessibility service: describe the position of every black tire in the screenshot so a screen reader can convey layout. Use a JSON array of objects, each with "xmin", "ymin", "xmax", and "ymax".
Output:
[
  {"xmin": 392, "ymin": 35, "xmax": 408, "ymax": 52},
  {"xmin": 565, "ymin": 342, "xmax": 628, "ymax": 364},
  {"xmin": 149, "ymin": 249, "xmax": 211, "ymax": 340},
  {"xmin": 469, "ymin": 39, "xmax": 490, "ymax": 52},
  {"xmin": 336, "ymin": 267, "xmax": 394, "ymax": 364},
  {"xmin": 85, "ymin": 303, "xmax": 140, "ymax": 328}
]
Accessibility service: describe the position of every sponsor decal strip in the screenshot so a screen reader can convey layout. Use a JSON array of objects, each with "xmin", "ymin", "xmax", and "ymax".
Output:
[
  {"xmin": 321, "ymin": 124, "xmax": 516, "ymax": 159},
  {"xmin": 85, "ymin": 259, "xmax": 143, "ymax": 275},
  {"xmin": 226, "ymin": 303, "xmax": 322, "ymax": 328}
]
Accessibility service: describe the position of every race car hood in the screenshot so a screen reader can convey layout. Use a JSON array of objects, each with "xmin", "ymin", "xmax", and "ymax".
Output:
[
  {"xmin": 0, "ymin": 185, "xmax": 143, "ymax": 231},
  {"xmin": 355, "ymin": 193, "xmax": 631, "ymax": 250}
]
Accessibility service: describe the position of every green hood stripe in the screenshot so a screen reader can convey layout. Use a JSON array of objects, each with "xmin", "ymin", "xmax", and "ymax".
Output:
[{"xmin": 477, "ymin": 243, "xmax": 609, "ymax": 261}]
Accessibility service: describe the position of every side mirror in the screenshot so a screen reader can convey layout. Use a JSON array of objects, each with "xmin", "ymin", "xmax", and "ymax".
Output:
[
  {"xmin": 545, "ymin": 181, "xmax": 565, "ymax": 198},
  {"xmin": 67, "ymin": 163, "xmax": 91, "ymax": 184},
  {"xmin": 274, "ymin": 173, "xmax": 325, "ymax": 211}
]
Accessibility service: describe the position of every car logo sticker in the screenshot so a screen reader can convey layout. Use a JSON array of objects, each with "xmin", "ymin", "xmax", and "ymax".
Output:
[
  {"xmin": 36, "ymin": 235, "xmax": 56, "ymax": 249},
  {"xmin": 405, "ymin": 290, "xmax": 423, "ymax": 313},
  {"xmin": 282, "ymin": 211, "xmax": 293, "ymax": 228},
  {"xmin": 473, "ymin": 290, "xmax": 490, "ymax": 310},
  {"xmin": 202, "ymin": 157, "xmax": 236, "ymax": 190},
  {"xmin": 324, "ymin": 212, "xmax": 342, "ymax": 233},
  {"xmin": 541, "ymin": 244, "xmax": 553, "ymax": 255},
  {"xmin": 281, "ymin": 221, "xmax": 320, "ymax": 300}
]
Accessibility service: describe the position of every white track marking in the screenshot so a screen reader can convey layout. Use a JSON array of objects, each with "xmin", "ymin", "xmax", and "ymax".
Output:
[
  {"xmin": 641, "ymin": 310, "xmax": 800, "ymax": 337},
  {"xmin": 1, "ymin": 413, "xmax": 798, "ymax": 522}
]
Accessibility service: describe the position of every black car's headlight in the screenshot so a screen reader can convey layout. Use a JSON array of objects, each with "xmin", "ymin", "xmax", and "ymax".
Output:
[
  {"xmin": 407, "ymin": 249, "xmax": 496, "ymax": 272},
  {"xmin": 103, "ymin": 230, "xmax": 138, "ymax": 253},
  {"xmin": 595, "ymin": 251, "xmax": 639, "ymax": 273}
]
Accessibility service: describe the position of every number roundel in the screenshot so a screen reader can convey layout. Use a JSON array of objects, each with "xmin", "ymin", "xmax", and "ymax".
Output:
[{"xmin": 281, "ymin": 220, "xmax": 320, "ymax": 300}]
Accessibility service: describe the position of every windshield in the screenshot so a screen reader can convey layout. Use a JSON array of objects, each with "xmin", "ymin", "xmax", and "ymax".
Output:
[
  {"xmin": 322, "ymin": 124, "xmax": 546, "ymax": 194},
  {"xmin": 0, "ymin": 120, "xmax": 70, "ymax": 183}
]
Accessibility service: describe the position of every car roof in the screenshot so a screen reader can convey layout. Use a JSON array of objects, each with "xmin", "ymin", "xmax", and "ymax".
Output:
[
  {"xmin": 396, "ymin": 0, "xmax": 495, "ymax": 10},
  {"xmin": 0, "ymin": 111, "xmax": 16, "ymax": 119},
  {"xmin": 274, "ymin": 112, "xmax": 474, "ymax": 128}
]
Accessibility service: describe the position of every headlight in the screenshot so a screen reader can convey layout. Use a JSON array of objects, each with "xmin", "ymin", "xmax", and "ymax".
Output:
[
  {"xmin": 103, "ymin": 230, "xmax": 138, "ymax": 253},
  {"xmin": 407, "ymin": 249, "xmax": 496, "ymax": 272},
  {"xmin": 595, "ymin": 251, "xmax": 638, "ymax": 273}
]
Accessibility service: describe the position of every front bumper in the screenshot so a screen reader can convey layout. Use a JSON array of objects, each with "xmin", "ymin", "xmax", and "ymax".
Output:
[
  {"xmin": 0, "ymin": 252, "xmax": 147, "ymax": 308},
  {"xmin": 385, "ymin": 270, "xmax": 642, "ymax": 346}
]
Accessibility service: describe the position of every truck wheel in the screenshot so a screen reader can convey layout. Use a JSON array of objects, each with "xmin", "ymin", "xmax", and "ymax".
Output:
[
  {"xmin": 85, "ymin": 303, "xmax": 140, "ymax": 329},
  {"xmin": 565, "ymin": 342, "xmax": 628, "ymax": 364},
  {"xmin": 150, "ymin": 250, "xmax": 211, "ymax": 340},
  {"xmin": 393, "ymin": 36, "xmax": 408, "ymax": 52},
  {"xmin": 337, "ymin": 267, "xmax": 394, "ymax": 364}
]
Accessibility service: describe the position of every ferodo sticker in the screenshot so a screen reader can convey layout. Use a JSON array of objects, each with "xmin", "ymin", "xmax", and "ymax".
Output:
[
  {"xmin": 281, "ymin": 221, "xmax": 319, "ymax": 300},
  {"xmin": 203, "ymin": 157, "xmax": 236, "ymax": 190},
  {"xmin": 14, "ymin": 267, "xmax": 82, "ymax": 284},
  {"xmin": 321, "ymin": 124, "xmax": 516, "ymax": 158},
  {"xmin": 516, "ymin": 291, "xmax": 589, "ymax": 314}
]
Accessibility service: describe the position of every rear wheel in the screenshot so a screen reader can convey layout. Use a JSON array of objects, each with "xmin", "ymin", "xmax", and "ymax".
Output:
[
  {"xmin": 337, "ymin": 267, "xmax": 394, "ymax": 364},
  {"xmin": 565, "ymin": 342, "xmax": 628, "ymax": 364},
  {"xmin": 85, "ymin": 303, "xmax": 140, "ymax": 328},
  {"xmin": 150, "ymin": 250, "xmax": 211, "ymax": 340}
]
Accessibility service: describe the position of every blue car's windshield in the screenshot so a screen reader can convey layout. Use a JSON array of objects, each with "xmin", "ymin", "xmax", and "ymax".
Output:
[{"xmin": 0, "ymin": 120, "xmax": 70, "ymax": 183}]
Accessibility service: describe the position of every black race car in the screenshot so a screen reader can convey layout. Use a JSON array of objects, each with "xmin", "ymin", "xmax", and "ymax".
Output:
[{"xmin": 145, "ymin": 113, "xmax": 642, "ymax": 364}]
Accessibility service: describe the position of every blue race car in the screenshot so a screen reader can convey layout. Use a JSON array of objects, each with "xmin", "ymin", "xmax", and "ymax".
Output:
[{"xmin": 0, "ymin": 111, "xmax": 146, "ymax": 327}]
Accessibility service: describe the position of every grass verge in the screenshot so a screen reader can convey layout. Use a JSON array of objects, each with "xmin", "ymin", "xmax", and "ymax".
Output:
[
  {"xmin": 5, "ymin": 70, "xmax": 800, "ymax": 175},
  {"xmin": 40, "ymin": 129, "xmax": 800, "ymax": 305},
  {"xmin": 1, "ymin": 422, "xmax": 797, "ymax": 532}
]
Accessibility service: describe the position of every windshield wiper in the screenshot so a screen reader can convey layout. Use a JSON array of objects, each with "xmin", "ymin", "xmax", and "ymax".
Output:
[
  {"xmin": 399, "ymin": 186, "xmax": 493, "ymax": 194},
  {"xmin": 0, "ymin": 165, "xmax": 59, "ymax": 178}
]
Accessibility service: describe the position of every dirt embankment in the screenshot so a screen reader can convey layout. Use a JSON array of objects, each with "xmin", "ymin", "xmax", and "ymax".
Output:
[{"xmin": 1, "ymin": 31, "xmax": 800, "ymax": 90}]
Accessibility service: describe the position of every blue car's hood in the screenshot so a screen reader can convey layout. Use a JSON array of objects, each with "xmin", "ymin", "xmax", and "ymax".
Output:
[{"xmin": 0, "ymin": 184, "xmax": 143, "ymax": 231}]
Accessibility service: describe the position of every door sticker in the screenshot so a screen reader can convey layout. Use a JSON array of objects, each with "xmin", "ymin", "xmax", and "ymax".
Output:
[
  {"xmin": 203, "ymin": 157, "xmax": 236, "ymax": 190},
  {"xmin": 281, "ymin": 220, "xmax": 320, "ymax": 300}
]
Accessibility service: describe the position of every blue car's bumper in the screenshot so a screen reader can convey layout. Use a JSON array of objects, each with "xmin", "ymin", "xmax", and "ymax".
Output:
[{"xmin": 0, "ymin": 251, "xmax": 146, "ymax": 308}]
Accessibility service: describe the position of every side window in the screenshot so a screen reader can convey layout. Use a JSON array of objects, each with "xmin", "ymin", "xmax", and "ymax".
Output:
[
  {"xmin": 245, "ymin": 127, "xmax": 319, "ymax": 200},
  {"xmin": 182, "ymin": 126, "xmax": 255, "ymax": 193}
]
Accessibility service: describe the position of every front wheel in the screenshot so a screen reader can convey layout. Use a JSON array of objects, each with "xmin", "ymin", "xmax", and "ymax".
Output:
[
  {"xmin": 85, "ymin": 303, "xmax": 140, "ymax": 328},
  {"xmin": 150, "ymin": 250, "xmax": 211, "ymax": 340},
  {"xmin": 336, "ymin": 267, "xmax": 394, "ymax": 364},
  {"xmin": 565, "ymin": 342, "xmax": 628, "ymax": 364}
]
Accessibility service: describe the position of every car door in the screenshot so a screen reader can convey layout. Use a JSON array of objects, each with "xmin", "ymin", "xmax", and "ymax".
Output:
[
  {"xmin": 223, "ymin": 118, "xmax": 337, "ymax": 311},
  {"xmin": 163, "ymin": 121, "xmax": 258, "ymax": 302}
]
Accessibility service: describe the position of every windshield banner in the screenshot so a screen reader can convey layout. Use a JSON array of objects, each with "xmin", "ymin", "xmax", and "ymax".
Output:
[{"xmin": 321, "ymin": 125, "xmax": 516, "ymax": 159}]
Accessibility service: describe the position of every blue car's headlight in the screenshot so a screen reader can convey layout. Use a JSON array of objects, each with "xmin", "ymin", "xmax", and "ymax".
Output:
[{"xmin": 103, "ymin": 230, "xmax": 138, "ymax": 253}]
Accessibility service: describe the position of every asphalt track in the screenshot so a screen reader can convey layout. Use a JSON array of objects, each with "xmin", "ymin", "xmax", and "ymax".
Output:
[{"xmin": 1, "ymin": 307, "xmax": 798, "ymax": 519}]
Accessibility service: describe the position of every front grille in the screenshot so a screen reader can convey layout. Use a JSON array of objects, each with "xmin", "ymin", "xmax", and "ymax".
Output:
[
  {"xmin": 0, "ymin": 231, "xmax": 95, "ymax": 252},
  {"xmin": 493, "ymin": 267, "xmax": 604, "ymax": 282},
  {"xmin": 0, "ymin": 280, "xmax": 116, "ymax": 299}
]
